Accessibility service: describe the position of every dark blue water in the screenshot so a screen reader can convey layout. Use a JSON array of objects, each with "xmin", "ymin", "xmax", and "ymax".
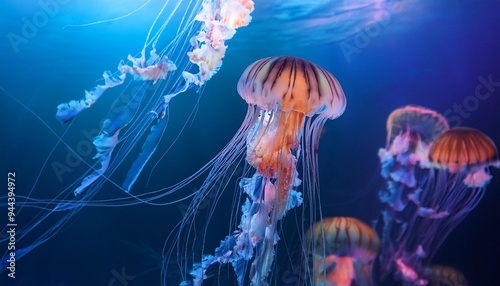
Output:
[{"xmin": 1, "ymin": 0, "xmax": 499, "ymax": 285}]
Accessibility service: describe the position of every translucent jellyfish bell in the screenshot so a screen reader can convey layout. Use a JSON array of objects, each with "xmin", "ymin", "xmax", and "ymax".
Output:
[
  {"xmin": 237, "ymin": 56, "xmax": 346, "ymax": 119},
  {"xmin": 307, "ymin": 217, "xmax": 380, "ymax": 286},
  {"xmin": 385, "ymin": 105, "xmax": 449, "ymax": 148}
]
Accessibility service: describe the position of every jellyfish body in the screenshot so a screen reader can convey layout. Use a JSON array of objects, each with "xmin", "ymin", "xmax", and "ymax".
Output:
[
  {"xmin": 239, "ymin": 56, "xmax": 346, "ymax": 218},
  {"xmin": 376, "ymin": 107, "xmax": 498, "ymax": 284},
  {"xmin": 423, "ymin": 264, "xmax": 468, "ymax": 286},
  {"xmin": 60, "ymin": 0, "xmax": 255, "ymax": 196},
  {"xmin": 404, "ymin": 127, "xmax": 499, "ymax": 259},
  {"xmin": 375, "ymin": 105, "xmax": 449, "ymax": 282},
  {"xmin": 307, "ymin": 217, "xmax": 380, "ymax": 286},
  {"xmin": 175, "ymin": 56, "xmax": 346, "ymax": 286},
  {"xmin": 378, "ymin": 105, "xmax": 449, "ymax": 208},
  {"xmin": 1, "ymin": 0, "xmax": 255, "ymax": 271}
]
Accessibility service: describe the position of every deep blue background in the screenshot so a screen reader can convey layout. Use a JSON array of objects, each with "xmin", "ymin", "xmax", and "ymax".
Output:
[{"xmin": 1, "ymin": 0, "xmax": 499, "ymax": 285}]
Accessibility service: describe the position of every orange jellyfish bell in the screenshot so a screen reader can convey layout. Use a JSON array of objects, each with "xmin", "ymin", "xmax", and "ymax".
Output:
[
  {"xmin": 237, "ymin": 56, "xmax": 346, "ymax": 119},
  {"xmin": 307, "ymin": 217, "xmax": 380, "ymax": 286},
  {"xmin": 429, "ymin": 127, "xmax": 498, "ymax": 173}
]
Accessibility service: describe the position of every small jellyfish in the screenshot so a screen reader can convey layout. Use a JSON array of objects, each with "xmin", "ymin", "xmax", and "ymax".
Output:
[
  {"xmin": 385, "ymin": 105, "xmax": 450, "ymax": 149},
  {"xmin": 380, "ymin": 126, "xmax": 498, "ymax": 284},
  {"xmin": 409, "ymin": 128, "xmax": 499, "ymax": 263},
  {"xmin": 428, "ymin": 127, "xmax": 499, "ymax": 186},
  {"xmin": 375, "ymin": 105, "xmax": 449, "ymax": 281},
  {"xmin": 307, "ymin": 217, "xmax": 380, "ymax": 286},
  {"xmin": 379, "ymin": 105, "xmax": 450, "ymax": 208},
  {"xmin": 423, "ymin": 264, "xmax": 468, "ymax": 286}
]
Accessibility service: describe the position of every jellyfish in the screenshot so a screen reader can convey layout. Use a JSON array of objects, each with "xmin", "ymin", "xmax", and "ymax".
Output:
[
  {"xmin": 1, "ymin": 0, "xmax": 255, "ymax": 271},
  {"xmin": 58, "ymin": 0, "xmax": 255, "ymax": 195},
  {"xmin": 376, "ymin": 109, "xmax": 499, "ymax": 284},
  {"xmin": 375, "ymin": 105, "xmax": 449, "ymax": 282},
  {"xmin": 407, "ymin": 127, "xmax": 499, "ymax": 254},
  {"xmin": 394, "ymin": 127, "xmax": 499, "ymax": 284},
  {"xmin": 379, "ymin": 105, "xmax": 450, "ymax": 197},
  {"xmin": 306, "ymin": 217, "xmax": 380, "ymax": 286},
  {"xmin": 168, "ymin": 56, "xmax": 346, "ymax": 285},
  {"xmin": 423, "ymin": 264, "xmax": 468, "ymax": 286}
]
